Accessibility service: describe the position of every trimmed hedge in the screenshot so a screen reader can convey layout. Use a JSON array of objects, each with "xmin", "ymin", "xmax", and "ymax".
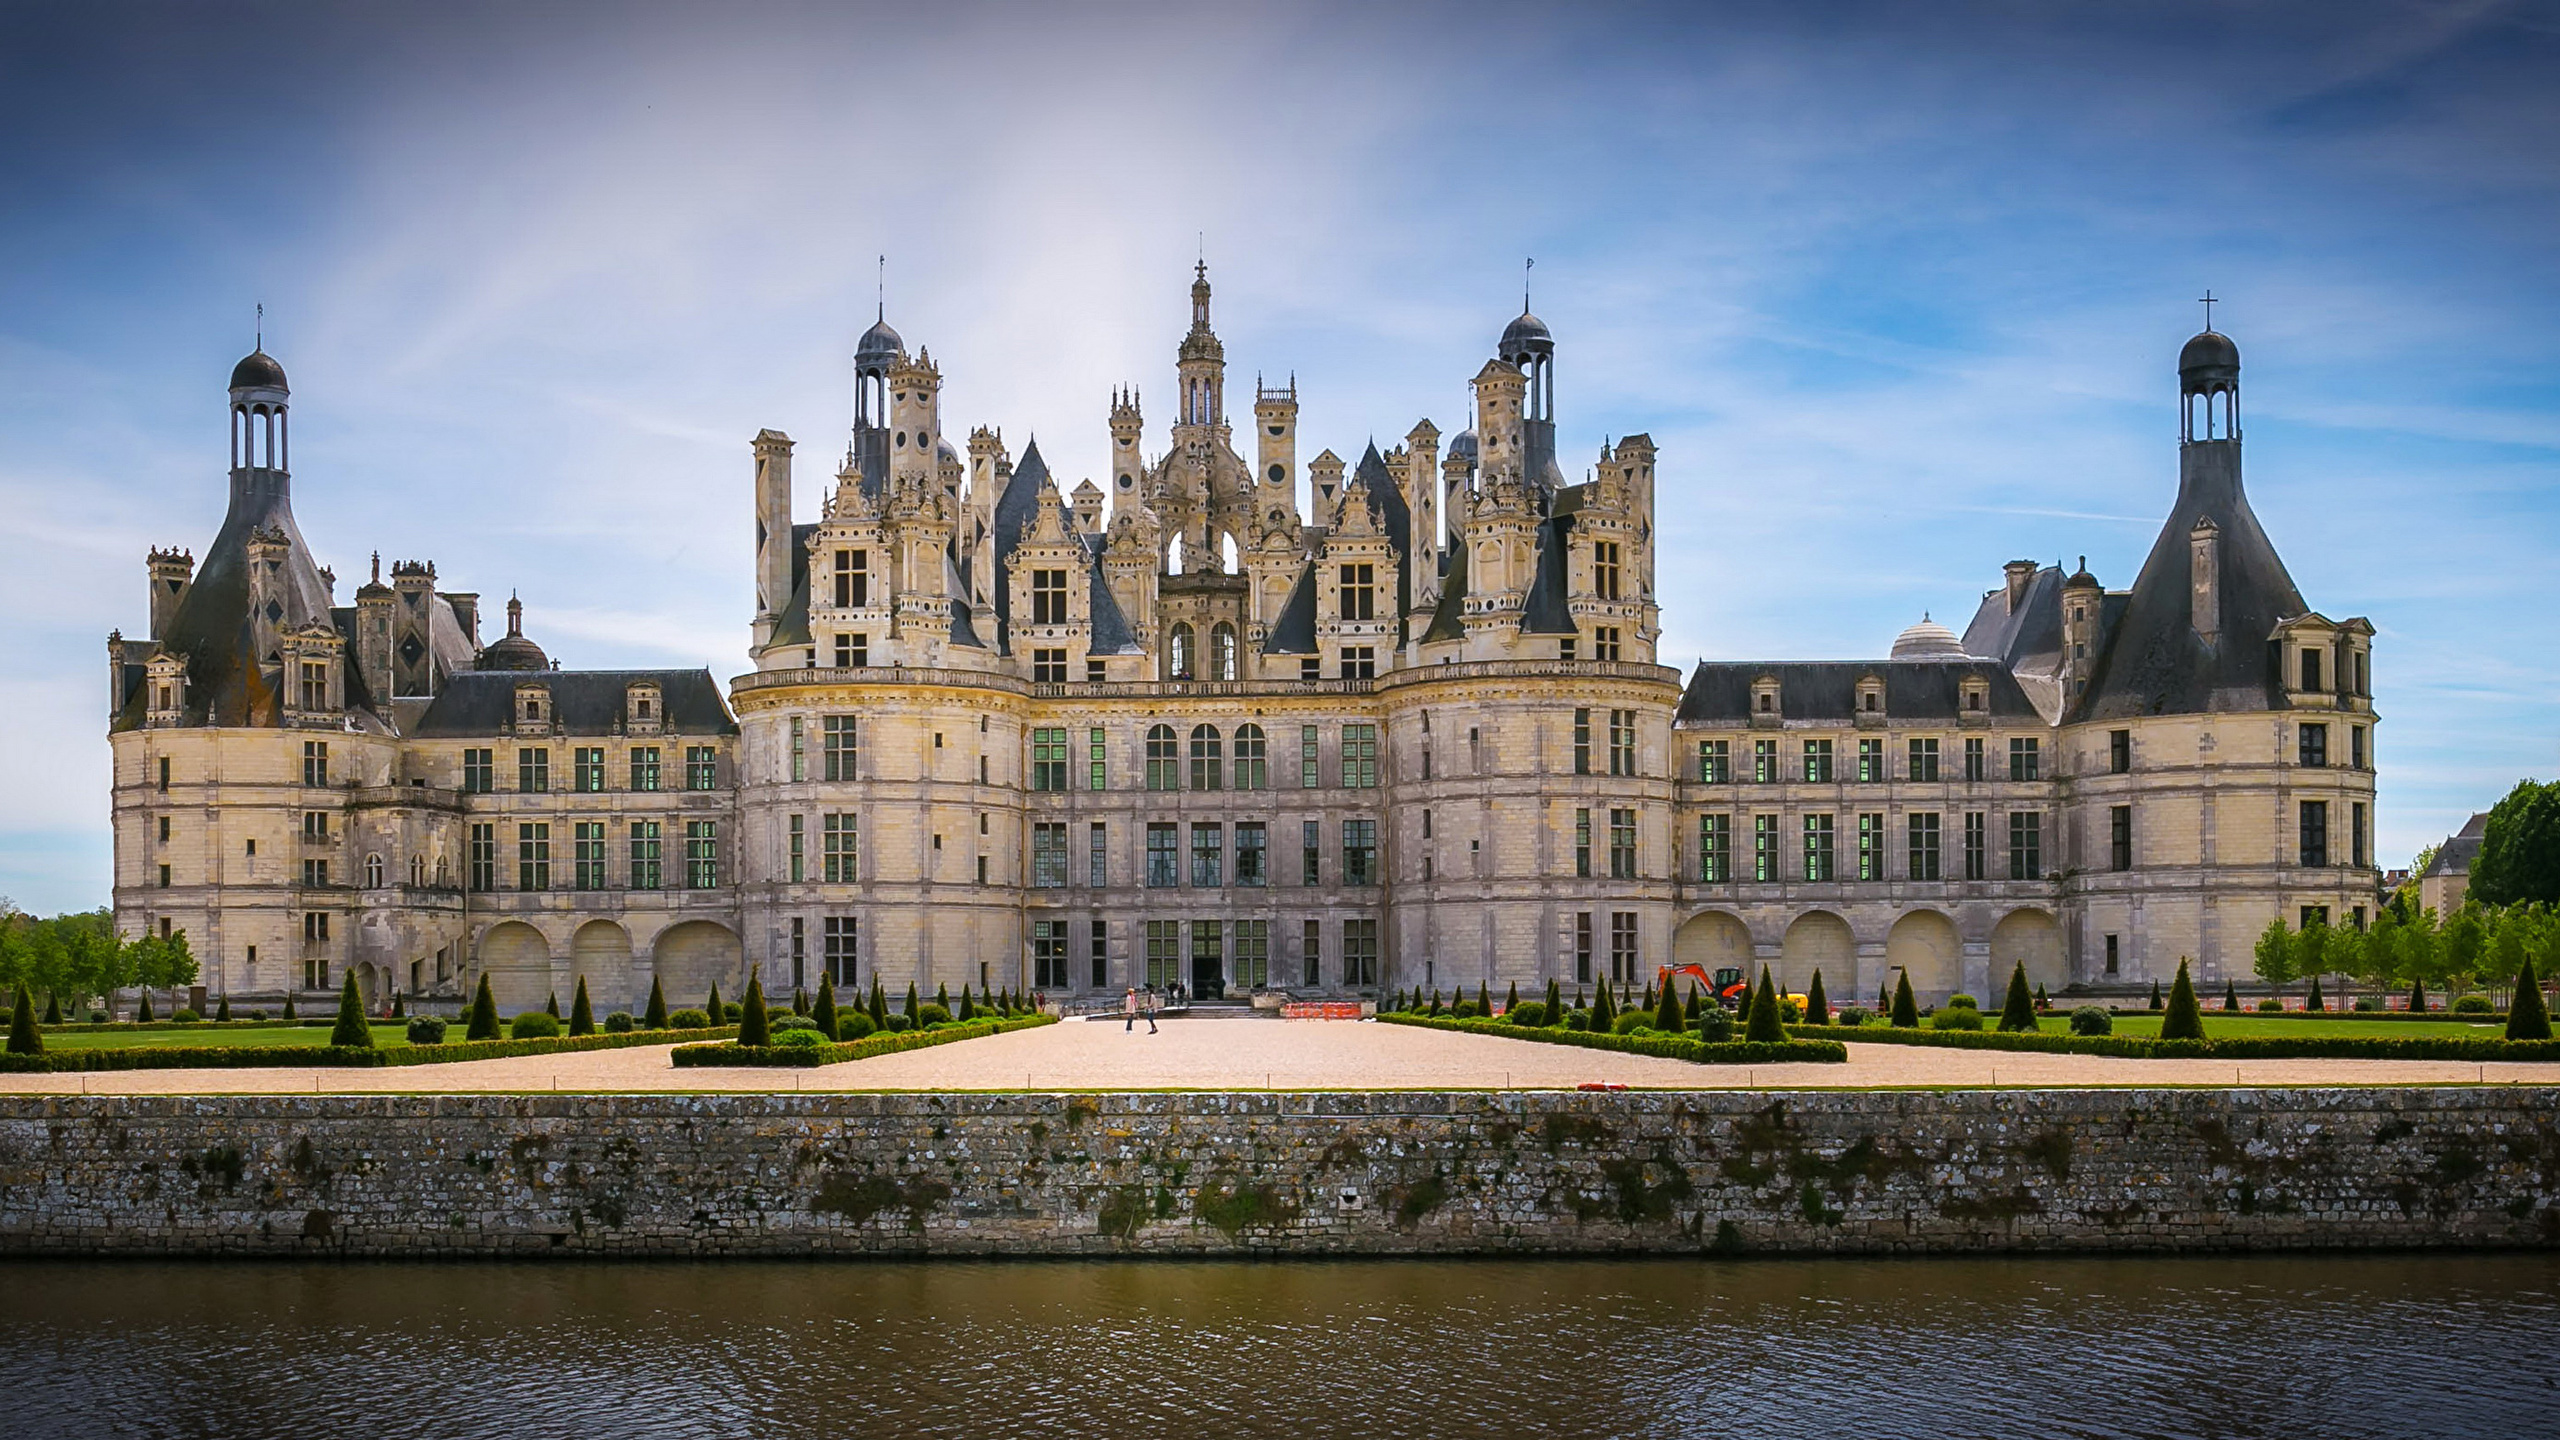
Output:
[
  {"xmin": 1796, "ymin": 1022, "xmax": 2560, "ymax": 1062},
  {"xmin": 0, "ymin": 1025, "xmax": 737, "ymax": 1073},
  {"xmin": 37, "ymin": 1018, "xmax": 365, "ymax": 1034},
  {"xmin": 673, "ymin": 1012, "xmax": 1057, "ymax": 1068},
  {"xmin": 1383, "ymin": 1011, "xmax": 1845, "ymax": 1065},
  {"xmin": 2102, "ymin": 1006, "xmax": 2510, "ymax": 1023}
]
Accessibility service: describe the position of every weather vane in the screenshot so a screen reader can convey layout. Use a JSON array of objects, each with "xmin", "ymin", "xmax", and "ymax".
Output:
[
  {"xmin": 1524, "ymin": 257, "xmax": 1534, "ymax": 312},
  {"xmin": 2198, "ymin": 290, "xmax": 2217, "ymax": 331},
  {"xmin": 255, "ymin": 301, "xmax": 263, "ymax": 350},
  {"xmin": 875, "ymin": 255, "xmax": 885, "ymax": 321}
]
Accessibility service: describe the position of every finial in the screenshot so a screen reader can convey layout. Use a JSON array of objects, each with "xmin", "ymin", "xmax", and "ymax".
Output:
[
  {"xmin": 1524, "ymin": 256, "xmax": 1534, "ymax": 313},
  {"xmin": 507, "ymin": 590, "xmax": 523, "ymax": 635},
  {"xmin": 2198, "ymin": 290, "xmax": 2216, "ymax": 331},
  {"xmin": 1922, "ymin": 611, "xmax": 1931, "ymax": 623},
  {"xmin": 255, "ymin": 301, "xmax": 263, "ymax": 350},
  {"xmin": 370, "ymin": 551, "xmax": 380, "ymax": 583},
  {"xmin": 876, "ymin": 255, "xmax": 885, "ymax": 321}
]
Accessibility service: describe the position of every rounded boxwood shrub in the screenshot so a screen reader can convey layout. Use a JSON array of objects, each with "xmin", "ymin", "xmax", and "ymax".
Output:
[
  {"xmin": 884, "ymin": 1012, "xmax": 914, "ymax": 1032},
  {"xmin": 1693, "ymin": 1004, "xmax": 1733, "ymax": 1043},
  {"xmin": 1945, "ymin": 993, "xmax": 1979, "ymax": 1011},
  {"xmin": 840, "ymin": 1011, "xmax": 878, "ymax": 1040},
  {"xmin": 2453, "ymin": 994, "xmax": 2495, "ymax": 1015},
  {"xmin": 1611, "ymin": 1012, "xmax": 1654, "ymax": 1036},
  {"xmin": 510, "ymin": 1011, "xmax": 562, "ymax": 1039},
  {"xmin": 1507, "ymin": 1001, "xmax": 1548, "ymax": 1026},
  {"xmin": 88, "ymin": 1010, "xmax": 109, "ymax": 1025},
  {"xmin": 1563, "ymin": 1009, "xmax": 1590, "ymax": 1031},
  {"xmin": 915, "ymin": 1002, "xmax": 952, "ymax": 1027},
  {"xmin": 604, "ymin": 1011, "xmax": 635, "ymax": 1033},
  {"xmin": 2353, "ymin": 997, "xmax": 2380, "ymax": 1012},
  {"xmin": 406, "ymin": 1016, "xmax": 449, "ymax": 1044},
  {"xmin": 2256, "ymin": 998, "xmax": 2285, "ymax": 1012},
  {"xmin": 721, "ymin": 1002, "xmax": 745, "ymax": 1023},
  {"xmin": 772, "ymin": 1014, "xmax": 821, "ymax": 1033},
  {"xmin": 171, "ymin": 1008, "xmax": 200, "ymax": 1024},
  {"xmin": 772, "ymin": 1027, "xmax": 825, "ymax": 1048},
  {"xmin": 1929, "ymin": 1006, "xmax": 1985, "ymax": 1031},
  {"xmin": 666, "ymin": 1008, "xmax": 711, "ymax": 1030},
  {"xmin": 2068, "ymin": 1006, "xmax": 2112, "ymax": 1036},
  {"xmin": 1833, "ymin": 1005, "xmax": 1871, "ymax": 1028}
]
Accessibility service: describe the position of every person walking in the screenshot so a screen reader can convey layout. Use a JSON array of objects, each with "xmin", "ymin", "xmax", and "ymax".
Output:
[
  {"xmin": 1123, "ymin": 988, "xmax": 1139, "ymax": 1033},
  {"xmin": 1140, "ymin": 986, "xmax": 1158, "ymax": 1034}
]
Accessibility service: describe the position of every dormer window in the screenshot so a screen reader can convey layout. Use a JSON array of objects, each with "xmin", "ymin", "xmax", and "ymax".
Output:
[
  {"xmin": 1962, "ymin": 679, "xmax": 1988, "ymax": 713},
  {"xmin": 1856, "ymin": 676, "xmax": 1884, "ymax": 715},
  {"xmin": 515, "ymin": 684, "xmax": 550, "ymax": 728},
  {"xmin": 624, "ymin": 682, "xmax": 662, "ymax": 734}
]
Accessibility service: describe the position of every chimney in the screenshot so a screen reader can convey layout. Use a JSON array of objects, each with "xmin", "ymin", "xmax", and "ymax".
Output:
[
  {"xmin": 2002, "ymin": 560, "xmax": 2038, "ymax": 614},
  {"xmin": 147, "ymin": 547, "xmax": 195, "ymax": 642},
  {"xmin": 2189, "ymin": 518, "xmax": 2220, "ymax": 642}
]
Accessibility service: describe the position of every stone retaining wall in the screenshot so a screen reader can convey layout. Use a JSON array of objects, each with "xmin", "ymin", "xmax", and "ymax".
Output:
[{"xmin": 4, "ymin": 1088, "xmax": 2557, "ymax": 1256}]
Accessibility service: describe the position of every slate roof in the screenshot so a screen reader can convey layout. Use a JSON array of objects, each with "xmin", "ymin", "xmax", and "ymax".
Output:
[
  {"xmin": 1675, "ymin": 659, "xmax": 2042, "ymax": 724},
  {"xmin": 412, "ymin": 669, "xmax": 736, "ymax": 737},
  {"xmin": 2420, "ymin": 813, "xmax": 2490, "ymax": 880}
]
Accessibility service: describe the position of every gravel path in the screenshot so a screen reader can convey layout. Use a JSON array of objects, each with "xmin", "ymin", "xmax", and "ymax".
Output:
[{"xmin": 6, "ymin": 1018, "xmax": 2559, "ymax": 1094}]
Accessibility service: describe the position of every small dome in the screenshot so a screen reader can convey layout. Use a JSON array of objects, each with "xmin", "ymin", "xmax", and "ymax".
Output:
[
  {"xmin": 1890, "ymin": 614, "xmax": 1969, "ymax": 661},
  {"xmin": 476, "ymin": 593, "xmax": 549, "ymax": 671},
  {"xmin": 229, "ymin": 349, "xmax": 288, "ymax": 392},
  {"xmin": 855, "ymin": 315, "xmax": 905, "ymax": 366},
  {"xmin": 1447, "ymin": 429, "xmax": 1478, "ymax": 460},
  {"xmin": 2179, "ymin": 329, "xmax": 2239, "ymax": 376},
  {"xmin": 1500, "ymin": 310, "xmax": 1552, "ymax": 356}
]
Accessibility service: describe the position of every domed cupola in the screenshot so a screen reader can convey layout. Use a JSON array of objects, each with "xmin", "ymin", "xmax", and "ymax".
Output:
[
  {"xmin": 2180, "ymin": 297, "xmax": 2240, "ymax": 444},
  {"xmin": 228, "ymin": 344, "xmax": 290, "ymax": 473},
  {"xmin": 476, "ymin": 593, "xmax": 551, "ymax": 672},
  {"xmin": 855, "ymin": 314, "xmax": 905, "ymax": 369},
  {"xmin": 1499, "ymin": 310, "xmax": 1553, "ymax": 364},
  {"xmin": 229, "ymin": 350, "xmax": 288, "ymax": 393},
  {"xmin": 1890, "ymin": 613, "xmax": 1970, "ymax": 661}
]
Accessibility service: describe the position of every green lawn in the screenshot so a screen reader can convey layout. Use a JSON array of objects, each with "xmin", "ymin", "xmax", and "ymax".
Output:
[{"xmin": 41, "ymin": 1023, "xmax": 415, "ymax": 1051}]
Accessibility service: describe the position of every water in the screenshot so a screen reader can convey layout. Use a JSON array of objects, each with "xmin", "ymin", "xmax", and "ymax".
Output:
[{"xmin": 2, "ymin": 1255, "xmax": 2554, "ymax": 1438}]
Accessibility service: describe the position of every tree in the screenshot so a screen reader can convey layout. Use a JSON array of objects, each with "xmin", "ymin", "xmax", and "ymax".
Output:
[
  {"xmin": 1997, "ymin": 962, "xmax": 2036, "ymax": 1032},
  {"xmin": 739, "ymin": 970, "xmax": 771, "ymax": 1046},
  {"xmin": 1804, "ymin": 970, "xmax": 1830, "ymax": 1026},
  {"xmin": 2160, "ymin": 959, "xmax": 2206, "ymax": 1041},
  {"xmin": 1745, "ymin": 968, "xmax": 1786, "ymax": 1043},
  {"xmin": 1890, "ymin": 970, "xmax": 1919, "ymax": 1028},
  {"xmin": 7, "ymin": 984, "xmax": 39, "ymax": 1055},
  {"xmin": 2488, "ymin": 911, "xmax": 2530, "ymax": 1005},
  {"xmin": 2507, "ymin": 956, "xmax": 2552, "ymax": 1042},
  {"xmin": 2252, "ymin": 917, "xmax": 2298, "ymax": 998},
  {"xmin": 2471, "ymin": 779, "xmax": 2560, "ymax": 908},
  {"xmin": 644, "ymin": 976, "xmax": 669, "ymax": 1029},
  {"xmin": 329, "ymin": 971, "xmax": 373, "ymax": 1049},
  {"xmin": 569, "ymin": 977, "xmax": 595, "ymax": 1036},
  {"xmin": 1653, "ymin": 979, "xmax": 1683, "ymax": 1034},
  {"xmin": 2408, "ymin": 976, "xmax": 2429, "ymax": 1013},
  {"xmin": 466, "ymin": 973, "xmax": 499, "ymax": 1040},
  {"xmin": 813, "ymin": 974, "xmax": 839, "ymax": 1040},
  {"xmin": 2442, "ymin": 909, "xmax": 2487, "ymax": 996}
]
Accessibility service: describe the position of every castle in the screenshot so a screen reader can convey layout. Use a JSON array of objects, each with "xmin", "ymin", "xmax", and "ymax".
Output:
[{"xmin": 108, "ymin": 269, "xmax": 2380, "ymax": 1013}]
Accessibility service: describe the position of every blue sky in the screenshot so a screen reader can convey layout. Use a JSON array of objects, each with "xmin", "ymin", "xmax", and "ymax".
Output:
[{"xmin": 2, "ymin": 0, "xmax": 2555, "ymax": 914}]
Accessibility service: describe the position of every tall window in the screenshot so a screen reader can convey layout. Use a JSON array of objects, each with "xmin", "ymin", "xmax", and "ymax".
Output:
[
  {"xmin": 834, "ymin": 634, "xmax": 869, "ymax": 668},
  {"xmin": 835, "ymin": 549, "xmax": 868, "ymax": 608},
  {"xmin": 1088, "ymin": 727, "xmax": 1109, "ymax": 791},
  {"xmin": 298, "ymin": 660, "xmax": 329, "ymax": 712},
  {"xmin": 1856, "ymin": 738, "xmax": 1883, "ymax": 783},
  {"xmin": 1030, "ymin": 568, "xmax": 1069, "ymax": 624},
  {"xmin": 517, "ymin": 822, "xmax": 550, "ymax": 891},
  {"xmin": 1609, "ymin": 913, "xmax": 1638, "ymax": 986},
  {"xmin": 1609, "ymin": 709, "xmax": 1636, "ymax": 776},
  {"xmin": 686, "ymin": 746, "xmax": 718, "ymax": 791},
  {"xmin": 1191, "ymin": 823, "xmax": 1224, "ymax": 887},
  {"xmin": 629, "ymin": 821, "xmax": 662, "ymax": 890},
  {"xmin": 1146, "ymin": 823, "xmax": 1179, "ymax": 887},
  {"xmin": 1233, "ymin": 920, "xmax": 1269, "ymax": 989},
  {"xmin": 1302, "ymin": 820, "xmax": 1321, "ymax": 886},
  {"xmin": 787, "ymin": 813, "xmax": 805, "ymax": 882},
  {"xmin": 1962, "ymin": 812, "xmax": 1986, "ymax": 880},
  {"xmin": 630, "ymin": 746, "xmax": 661, "ymax": 791},
  {"xmin": 1088, "ymin": 822, "xmax": 1108, "ymax": 887},
  {"xmin": 1170, "ymin": 623, "xmax": 1196, "ymax": 680},
  {"xmin": 573, "ymin": 747, "xmax": 605, "ymax": 793},
  {"xmin": 1342, "ymin": 919, "xmax": 1378, "ymax": 987},
  {"xmin": 1134, "ymin": 920, "xmax": 1173, "ymax": 987},
  {"xmin": 2299, "ymin": 800, "xmax": 2329, "ymax": 868},
  {"xmin": 1592, "ymin": 540, "xmax": 1620, "ymax": 600},
  {"xmin": 788, "ymin": 719, "xmax": 805, "ymax": 782},
  {"xmin": 1302, "ymin": 919, "xmax": 1321, "ymax": 986},
  {"xmin": 1031, "ymin": 728, "xmax": 1068, "ymax": 791},
  {"xmin": 1189, "ymin": 725, "xmax": 1224, "ymax": 791},
  {"xmin": 518, "ymin": 747, "xmax": 549, "ymax": 793},
  {"xmin": 1753, "ymin": 739, "xmax": 1778, "ymax": 784},
  {"xmin": 1803, "ymin": 739, "xmax": 1833, "ymax": 784},
  {"xmin": 1699, "ymin": 814, "xmax": 1731, "ymax": 883},
  {"xmin": 1339, "ymin": 562, "xmax": 1375, "ymax": 620},
  {"xmin": 302, "ymin": 740, "xmax": 329, "ymax": 787},
  {"xmin": 685, "ymin": 820, "xmax": 719, "ymax": 888},
  {"xmin": 1573, "ymin": 708, "xmax": 1592, "ymax": 775},
  {"xmin": 1232, "ymin": 724, "xmax": 1267, "ymax": 789},
  {"xmin": 468, "ymin": 824, "xmax": 497, "ymax": 892},
  {"xmin": 1146, "ymin": 725, "xmax": 1180, "ymax": 790},
  {"xmin": 1857, "ymin": 812, "xmax": 1884, "ymax": 880},
  {"xmin": 1698, "ymin": 739, "xmax": 1730, "ymax": 784},
  {"xmin": 1575, "ymin": 913, "xmax": 1594, "ymax": 983},
  {"xmin": 1210, "ymin": 623, "xmax": 1237, "ymax": 681},
  {"xmin": 1032, "ymin": 648, "xmax": 1067, "ymax": 684},
  {"xmin": 1609, "ymin": 808, "xmax": 1637, "ymax": 879},
  {"xmin": 1908, "ymin": 812, "xmax": 1941, "ymax": 880},
  {"xmin": 2109, "ymin": 729, "xmax": 2131, "ymax": 774},
  {"xmin": 1032, "ymin": 920, "xmax": 1068, "ymax": 988},
  {"xmin": 1341, "ymin": 725, "xmax": 1378, "ymax": 788},
  {"xmin": 2300, "ymin": 648, "xmax": 2323, "ymax": 692},
  {"xmin": 1575, "ymin": 808, "xmax": 1592, "ymax": 878},
  {"xmin": 1091, "ymin": 919, "xmax": 1110, "ymax": 988},
  {"xmin": 824, "ymin": 916, "xmax": 857, "ymax": 987},
  {"xmin": 1803, "ymin": 814, "xmax": 1835, "ymax": 882},
  {"xmin": 2351, "ymin": 801, "xmax": 2368, "ymax": 869},
  {"xmin": 2298, "ymin": 723, "xmax": 2328, "ymax": 768},
  {"xmin": 2110, "ymin": 806, "xmax": 2133, "ymax": 871},
  {"xmin": 461, "ymin": 748, "xmax": 493, "ymax": 793},
  {"xmin": 1754, "ymin": 815, "xmax": 1779, "ymax": 882},
  {"xmin": 1236, "ymin": 822, "xmax": 1267, "ymax": 886},
  {"xmin": 1192, "ymin": 922, "xmax": 1223, "ymax": 990},
  {"xmin": 1300, "ymin": 726, "xmax": 1320, "ymax": 788},
  {"xmin": 2008, "ymin": 737, "xmax": 2040, "ymax": 782},
  {"xmin": 1343, "ymin": 819, "xmax": 1378, "ymax": 886},
  {"xmin": 1964, "ymin": 737, "xmax": 1986, "ymax": 782},
  {"xmin": 823, "ymin": 813, "xmax": 856, "ymax": 882},
  {"xmin": 1908, "ymin": 737, "xmax": 1939, "ymax": 783},
  {"xmin": 2008, "ymin": 812, "xmax": 2042, "ymax": 880}
]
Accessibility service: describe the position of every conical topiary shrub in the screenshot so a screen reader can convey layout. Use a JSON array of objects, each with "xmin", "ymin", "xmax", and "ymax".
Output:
[
  {"xmin": 1804, "ymin": 970, "xmax": 1830, "ymax": 1026},
  {"xmin": 2506, "ymin": 958, "xmax": 2551, "ymax": 1042},
  {"xmin": 904, "ymin": 982, "xmax": 919, "ymax": 1019},
  {"xmin": 739, "ymin": 970, "xmax": 771, "ymax": 1047},
  {"xmin": 1545, "ymin": 978, "xmax": 1563, "ymax": 1027},
  {"xmin": 282, "ymin": 991, "xmax": 298, "ymax": 1022},
  {"xmin": 137, "ymin": 990, "xmax": 154, "ymax": 1023},
  {"xmin": 1642, "ymin": 982, "xmax": 1657, "ymax": 1011},
  {"xmin": 466, "ymin": 973, "xmax": 499, "ymax": 1040},
  {"xmin": 1506, "ymin": 981, "xmax": 1520, "ymax": 1016},
  {"xmin": 1890, "ymin": 970, "xmax": 1919, "ymax": 1028},
  {"xmin": 2160, "ymin": 959, "xmax": 2206, "ymax": 1041},
  {"xmin": 569, "ymin": 977, "xmax": 595, "ymax": 1036},
  {"xmin": 2225, "ymin": 980, "xmax": 2241, "ymax": 1012},
  {"xmin": 391, "ymin": 992, "xmax": 405, "ymax": 1018},
  {"xmin": 2408, "ymin": 978, "xmax": 2428, "ymax": 1014},
  {"xmin": 2148, "ymin": 980, "xmax": 2163, "ymax": 1011},
  {"xmin": 644, "ymin": 976, "xmax": 669, "ymax": 1029},
  {"xmin": 1654, "ymin": 979, "xmax": 1683, "ymax": 1034},
  {"xmin": 216, "ymin": 993, "xmax": 232, "ymax": 1023},
  {"xmin": 705, "ymin": 983, "xmax": 723, "ymax": 1027},
  {"xmin": 330, "ymin": 971, "xmax": 374, "ymax": 1049},
  {"xmin": 936, "ymin": 983, "xmax": 951, "ymax": 1014},
  {"xmin": 793, "ymin": 987, "xmax": 808, "ymax": 1016},
  {"xmin": 7, "ymin": 984, "xmax": 41, "ymax": 1056},
  {"xmin": 546, "ymin": 992, "xmax": 561, "ymax": 1019},
  {"xmin": 869, "ymin": 977, "xmax": 887, "ymax": 1026},
  {"xmin": 43, "ymin": 992, "xmax": 62, "ymax": 1025},
  {"xmin": 2034, "ymin": 983, "xmax": 2049, "ymax": 1011},
  {"xmin": 814, "ymin": 974, "xmax": 839, "ymax": 1040},
  {"xmin": 1592, "ymin": 980, "xmax": 1615, "ymax": 1031},
  {"xmin": 1745, "ymin": 968, "xmax": 1786, "ymax": 1044},
  {"xmin": 1998, "ymin": 962, "xmax": 2037, "ymax": 1032},
  {"xmin": 2306, "ymin": 974, "xmax": 2326, "ymax": 1012},
  {"xmin": 1878, "ymin": 981, "xmax": 1892, "ymax": 1014},
  {"xmin": 958, "ymin": 985, "xmax": 977, "ymax": 1022}
]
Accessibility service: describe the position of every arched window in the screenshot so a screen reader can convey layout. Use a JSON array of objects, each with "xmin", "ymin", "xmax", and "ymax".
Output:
[
  {"xmin": 1145, "ymin": 724, "xmax": 1180, "ymax": 790},
  {"xmin": 408, "ymin": 855, "xmax": 425, "ymax": 887},
  {"xmin": 1210, "ymin": 621, "xmax": 1238, "ymax": 681},
  {"xmin": 1233, "ymin": 723, "xmax": 1267, "ymax": 790},
  {"xmin": 1170, "ymin": 622, "xmax": 1196, "ymax": 680},
  {"xmin": 1190, "ymin": 725, "xmax": 1224, "ymax": 791},
  {"xmin": 364, "ymin": 854, "xmax": 385, "ymax": 888}
]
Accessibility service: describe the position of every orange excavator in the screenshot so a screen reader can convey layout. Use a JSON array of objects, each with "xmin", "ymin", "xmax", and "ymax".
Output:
[{"xmin": 1655, "ymin": 964, "xmax": 1751, "ymax": 1009}]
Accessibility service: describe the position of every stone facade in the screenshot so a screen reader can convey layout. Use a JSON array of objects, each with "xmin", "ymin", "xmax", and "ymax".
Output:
[
  {"xmin": 5, "ymin": 1088, "xmax": 2554, "ymax": 1256},
  {"xmin": 108, "ymin": 279, "xmax": 2375, "ymax": 1015}
]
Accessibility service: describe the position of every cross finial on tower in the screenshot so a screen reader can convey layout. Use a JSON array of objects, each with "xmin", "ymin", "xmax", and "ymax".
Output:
[
  {"xmin": 876, "ymin": 255, "xmax": 885, "ymax": 322},
  {"xmin": 2198, "ymin": 289, "xmax": 2217, "ymax": 331},
  {"xmin": 1524, "ymin": 257, "xmax": 1534, "ymax": 313},
  {"xmin": 255, "ymin": 302, "xmax": 263, "ymax": 350}
]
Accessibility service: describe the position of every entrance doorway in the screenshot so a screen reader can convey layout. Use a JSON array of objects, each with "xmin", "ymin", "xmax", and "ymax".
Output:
[{"xmin": 1191, "ymin": 920, "xmax": 1225, "ymax": 1000}]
